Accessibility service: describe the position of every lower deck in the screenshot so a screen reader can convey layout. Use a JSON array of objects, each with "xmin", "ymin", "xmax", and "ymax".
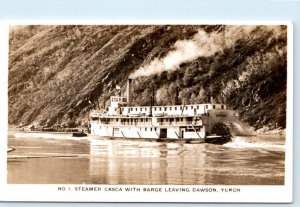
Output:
[{"xmin": 90, "ymin": 122, "xmax": 206, "ymax": 139}]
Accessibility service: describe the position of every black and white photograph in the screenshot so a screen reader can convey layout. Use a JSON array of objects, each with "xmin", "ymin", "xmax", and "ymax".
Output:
[{"xmin": 1, "ymin": 23, "xmax": 293, "ymax": 202}]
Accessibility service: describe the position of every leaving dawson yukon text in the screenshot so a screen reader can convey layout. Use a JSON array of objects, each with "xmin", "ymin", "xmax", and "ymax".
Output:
[{"xmin": 65, "ymin": 187, "xmax": 240, "ymax": 193}]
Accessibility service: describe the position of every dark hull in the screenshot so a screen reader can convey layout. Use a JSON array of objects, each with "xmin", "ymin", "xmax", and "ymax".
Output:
[
  {"xmin": 91, "ymin": 135, "xmax": 231, "ymax": 145},
  {"xmin": 204, "ymin": 135, "xmax": 232, "ymax": 145},
  {"xmin": 72, "ymin": 132, "xmax": 88, "ymax": 137}
]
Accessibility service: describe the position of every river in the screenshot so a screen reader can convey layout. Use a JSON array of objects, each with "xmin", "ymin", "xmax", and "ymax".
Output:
[{"xmin": 7, "ymin": 131, "xmax": 285, "ymax": 185}]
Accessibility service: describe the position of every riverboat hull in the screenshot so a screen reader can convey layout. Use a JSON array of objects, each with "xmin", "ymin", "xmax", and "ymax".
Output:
[{"xmin": 89, "ymin": 134, "xmax": 231, "ymax": 144}]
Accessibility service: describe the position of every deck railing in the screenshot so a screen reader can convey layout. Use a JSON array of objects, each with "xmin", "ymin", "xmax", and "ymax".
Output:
[{"xmin": 92, "ymin": 121, "xmax": 203, "ymax": 127}]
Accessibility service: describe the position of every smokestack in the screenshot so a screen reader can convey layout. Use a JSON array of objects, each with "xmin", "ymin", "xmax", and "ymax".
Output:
[
  {"xmin": 175, "ymin": 86, "xmax": 179, "ymax": 105},
  {"xmin": 127, "ymin": 78, "xmax": 132, "ymax": 106},
  {"xmin": 152, "ymin": 87, "xmax": 155, "ymax": 106},
  {"xmin": 149, "ymin": 86, "xmax": 155, "ymax": 117}
]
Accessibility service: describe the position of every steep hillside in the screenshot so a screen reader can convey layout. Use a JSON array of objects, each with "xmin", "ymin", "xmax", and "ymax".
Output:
[{"xmin": 8, "ymin": 25, "xmax": 287, "ymax": 130}]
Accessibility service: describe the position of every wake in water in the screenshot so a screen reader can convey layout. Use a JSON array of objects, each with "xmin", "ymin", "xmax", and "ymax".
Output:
[
  {"xmin": 12, "ymin": 131, "xmax": 90, "ymax": 141},
  {"xmin": 223, "ymin": 136, "xmax": 285, "ymax": 151},
  {"xmin": 11, "ymin": 131, "xmax": 285, "ymax": 152}
]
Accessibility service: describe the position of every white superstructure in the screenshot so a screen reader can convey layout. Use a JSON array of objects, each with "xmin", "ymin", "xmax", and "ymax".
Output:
[{"xmin": 89, "ymin": 79, "xmax": 239, "ymax": 144}]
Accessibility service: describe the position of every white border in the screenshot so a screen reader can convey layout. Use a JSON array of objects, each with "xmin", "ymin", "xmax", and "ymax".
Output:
[{"xmin": 0, "ymin": 20, "xmax": 293, "ymax": 203}]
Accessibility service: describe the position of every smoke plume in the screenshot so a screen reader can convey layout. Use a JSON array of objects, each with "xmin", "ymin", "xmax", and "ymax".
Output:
[{"xmin": 129, "ymin": 25, "xmax": 285, "ymax": 79}]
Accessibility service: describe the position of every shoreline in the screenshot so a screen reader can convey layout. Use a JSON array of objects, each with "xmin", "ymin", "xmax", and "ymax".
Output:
[{"xmin": 255, "ymin": 127, "xmax": 285, "ymax": 136}]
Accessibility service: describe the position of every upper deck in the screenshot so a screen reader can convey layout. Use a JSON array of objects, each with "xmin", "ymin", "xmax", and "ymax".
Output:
[
  {"xmin": 120, "ymin": 103, "xmax": 226, "ymax": 116},
  {"xmin": 91, "ymin": 102, "xmax": 227, "ymax": 118}
]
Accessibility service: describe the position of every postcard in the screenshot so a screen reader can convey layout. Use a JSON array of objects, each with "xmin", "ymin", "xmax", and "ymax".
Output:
[{"xmin": 0, "ymin": 21, "xmax": 293, "ymax": 202}]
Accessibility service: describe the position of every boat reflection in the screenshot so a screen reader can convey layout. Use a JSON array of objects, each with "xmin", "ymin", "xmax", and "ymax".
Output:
[{"xmin": 88, "ymin": 139, "xmax": 207, "ymax": 184}]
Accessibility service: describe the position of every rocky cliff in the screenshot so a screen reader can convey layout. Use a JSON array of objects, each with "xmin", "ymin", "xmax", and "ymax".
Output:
[{"xmin": 8, "ymin": 25, "xmax": 287, "ymax": 130}]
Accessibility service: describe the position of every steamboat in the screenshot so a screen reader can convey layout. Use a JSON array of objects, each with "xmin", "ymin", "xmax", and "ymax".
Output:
[{"xmin": 89, "ymin": 79, "xmax": 239, "ymax": 144}]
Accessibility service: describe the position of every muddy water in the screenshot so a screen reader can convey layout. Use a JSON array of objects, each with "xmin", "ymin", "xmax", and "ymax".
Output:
[{"xmin": 7, "ymin": 132, "xmax": 285, "ymax": 185}]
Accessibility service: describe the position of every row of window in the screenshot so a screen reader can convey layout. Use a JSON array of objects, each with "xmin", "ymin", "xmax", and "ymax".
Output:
[
  {"xmin": 93, "ymin": 116, "xmax": 199, "ymax": 123},
  {"xmin": 100, "ymin": 117, "xmax": 193, "ymax": 123},
  {"xmin": 122, "ymin": 105, "xmax": 223, "ymax": 112},
  {"xmin": 123, "ymin": 105, "xmax": 198, "ymax": 112}
]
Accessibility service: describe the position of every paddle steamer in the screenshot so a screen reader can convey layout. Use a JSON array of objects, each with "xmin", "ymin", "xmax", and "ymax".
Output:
[{"xmin": 89, "ymin": 79, "xmax": 239, "ymax": 144}]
